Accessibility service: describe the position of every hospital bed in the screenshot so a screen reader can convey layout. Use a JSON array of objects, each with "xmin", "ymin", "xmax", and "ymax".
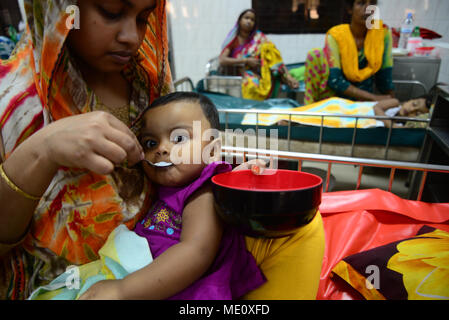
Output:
[
  {"xmin": 174, "ymin": 76, "xmax": 437, "ymax": 193},
  {"xmin": 216, "ymin": 97, "xmax": 449, "ymax": 301},
  {"xmin": 175, "ymin": 81, "xmax": 428, "ymax": 164},
  {"xmin": 221, "ymin": 144, "xmax": 449, "ymax": 300},
  {"xmin": 201, "ymin": 52, "xmax": 445, "ymax": 165}
]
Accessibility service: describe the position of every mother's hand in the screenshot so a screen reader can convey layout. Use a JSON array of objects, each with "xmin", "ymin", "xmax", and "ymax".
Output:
[
  {"xmin": 34, "ymin": 111, "xmax": 144, "ymax": 175},
  {"xmin": 0, "ymin": 111, "xmax": 144, "ymax": 246}
]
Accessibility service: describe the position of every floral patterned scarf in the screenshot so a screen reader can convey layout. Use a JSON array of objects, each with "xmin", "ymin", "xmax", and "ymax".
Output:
[{"xmin": 0, "ymin": 0, "xmax": 172, "ymax": 299}]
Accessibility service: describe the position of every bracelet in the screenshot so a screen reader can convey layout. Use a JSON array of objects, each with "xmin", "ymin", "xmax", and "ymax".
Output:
[{"xmin": 0, "ymin": 163, "xmax": 41, "ymax": 201}]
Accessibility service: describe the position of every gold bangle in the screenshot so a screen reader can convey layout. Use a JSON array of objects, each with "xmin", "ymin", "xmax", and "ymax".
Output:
[{"xmin": 0, "ymin": 163, "xmax": 41, "ymax": 201}]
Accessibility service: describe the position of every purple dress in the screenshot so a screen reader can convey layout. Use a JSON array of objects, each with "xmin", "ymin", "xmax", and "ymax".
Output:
[{"xmin": 134, "ymin": 162, "xmax": 266, "ymax": 300}]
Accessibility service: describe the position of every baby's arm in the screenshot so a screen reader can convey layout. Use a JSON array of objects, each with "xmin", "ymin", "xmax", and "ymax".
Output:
[
  {"xmin": 119, "ymin": 183, "xmax": 223, "ymax": 299},
  {"xmin": 373, "ymin": 98, "xmax": 401, "ymax": 128}
]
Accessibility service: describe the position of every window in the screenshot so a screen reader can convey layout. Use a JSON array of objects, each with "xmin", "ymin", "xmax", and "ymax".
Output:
[{"xmin": 252, "ymin": 0, "xmax": 350, "ymax": 34}]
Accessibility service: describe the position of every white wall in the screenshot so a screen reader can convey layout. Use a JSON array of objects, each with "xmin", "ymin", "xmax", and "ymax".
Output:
[
  {"xmin": 379, "ymin": 0, "xmax": 449, "ymax": 85},
  {"xmin": 168, "ymin": 0, "xmax": 449, "ymax": 86}
]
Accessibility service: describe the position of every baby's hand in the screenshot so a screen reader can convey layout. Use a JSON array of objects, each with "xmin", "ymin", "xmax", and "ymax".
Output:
[
  {"xmin": 233, "ymin": 157, "xmax": 274, "ymax": 175},
  {"xmin": 78, "ymin": 279, "xmax": 123, "ymax": 300}
]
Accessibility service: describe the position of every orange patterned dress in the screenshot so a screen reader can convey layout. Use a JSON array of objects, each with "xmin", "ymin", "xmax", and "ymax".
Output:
[{"xmin": 0, "ymin": 0, "xmax": 172, "ymax": 299}]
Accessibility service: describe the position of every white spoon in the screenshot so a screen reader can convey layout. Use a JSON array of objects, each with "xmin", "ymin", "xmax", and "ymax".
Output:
[{"xmin": 142, "ymin": 159, "xmax": 174, "ymax": 168}]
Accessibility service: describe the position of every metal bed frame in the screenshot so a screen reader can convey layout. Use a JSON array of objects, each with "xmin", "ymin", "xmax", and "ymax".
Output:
[
  {"xmin": 221, "ymin": 145, "xmax": 449, "ymax": 202},
  {"xmin": 173, "ymin": 77, "xmax": 442, "ymax": 200},
  {"xmin": 173, "ymin": 77, "xmax": 431, "ymax": 161},
  {"xmin": 219, "ymin": 108, "xmax": 430, "ymax": 160}
]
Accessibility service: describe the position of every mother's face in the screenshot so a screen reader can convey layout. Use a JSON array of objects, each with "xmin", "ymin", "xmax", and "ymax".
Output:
[{"xmin": 67, "ymin": 0, "xmax": 157, "ymax": 73}]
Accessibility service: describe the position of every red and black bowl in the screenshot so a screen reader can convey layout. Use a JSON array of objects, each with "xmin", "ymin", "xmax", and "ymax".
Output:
[{"xmin": 211, "ymin": 169, "xmax": 323, "ymax": 238}]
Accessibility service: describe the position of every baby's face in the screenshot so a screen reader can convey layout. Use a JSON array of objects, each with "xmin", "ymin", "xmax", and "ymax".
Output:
[
  {"xmin": 140, "ymin": 101, "xmax": 219, "ymax": 187},
  {"xmin": 400, "ymin": 98, "xmax": 428, "ymax": 118}
]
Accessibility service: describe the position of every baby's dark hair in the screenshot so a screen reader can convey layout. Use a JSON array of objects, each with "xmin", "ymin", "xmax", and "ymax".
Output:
[
  {"xmin": 414, "ymin": 83, "xmax": 446, "ymax": 110},
  {"xmin": 147, "ymin": 91, "xmax": 220, "ymax": 130},
  {"xmin": 415, "ymin": 94, "xmax": 433, "ymax": 111}
]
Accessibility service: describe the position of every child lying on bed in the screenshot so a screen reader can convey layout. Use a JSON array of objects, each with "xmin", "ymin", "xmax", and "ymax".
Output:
[
  {"xmin": 29, "ymin": 92, "xmax": 266, "ymax": 300},
  {"xmin": 250, "ymin": 94, "xmax": 433, "ymax": 129},
  {"xmin": 373, "ymin": 94, "xmax": 432, "ymax": 128}
]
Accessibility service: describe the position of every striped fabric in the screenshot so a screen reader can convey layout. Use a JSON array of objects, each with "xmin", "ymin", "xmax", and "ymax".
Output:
[{"xmin": 242, "ymin": 97, "xmax": 380, "ymax": 128}]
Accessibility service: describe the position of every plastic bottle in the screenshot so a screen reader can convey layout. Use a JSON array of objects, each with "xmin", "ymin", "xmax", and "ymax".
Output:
[
  {"xmin": 407, "ymin": 26, "xmax": 423, "ymax": 55},
  {"xmin": 398, "ymin": 13, "xmax": 414, "ymax": 50}
]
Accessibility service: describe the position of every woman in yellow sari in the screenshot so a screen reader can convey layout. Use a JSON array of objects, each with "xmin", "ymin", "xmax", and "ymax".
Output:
[
  {"xmin": 304, "ymin": 0, "xmax": 395, "ymax": 104},
  {"xmin": 219, "ymin": 9, "xmax": 300, "ymax": 101},
  {"xmin": 0, "ymin": 1, "xmax": 324, "ymax": 300}
]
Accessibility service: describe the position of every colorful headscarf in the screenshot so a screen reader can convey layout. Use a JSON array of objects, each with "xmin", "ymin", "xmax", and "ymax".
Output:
[{"xmin": 0, "ymin": 0, "xmax": 171, "ymax": 299}]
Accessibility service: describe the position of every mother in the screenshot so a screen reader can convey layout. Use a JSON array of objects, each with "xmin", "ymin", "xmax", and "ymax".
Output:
[
  {"xmin": 0, "ymin": 0, "xmax": 170, "ymax": 299},
  {"xmin": 0, "ymin": 0, "xmax": 324, "ymax": 300}
]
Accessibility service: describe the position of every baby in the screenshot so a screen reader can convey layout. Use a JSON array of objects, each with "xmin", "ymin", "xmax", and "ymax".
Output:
[{"xmin": 29, "ymin": 92, "xmax": 265, "ymax": 300}]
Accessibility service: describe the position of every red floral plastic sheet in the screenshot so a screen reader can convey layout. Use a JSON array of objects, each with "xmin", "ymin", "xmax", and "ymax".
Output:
[{"xmin": 317, "ymin": 189, "xmax": 449, "ymax": 300}]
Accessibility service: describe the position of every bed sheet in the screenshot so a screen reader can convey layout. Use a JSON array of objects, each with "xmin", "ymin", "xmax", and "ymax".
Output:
[
  {"xmin": 317, "ymin": 189, "xmax": 449, "ymax": 300},
  {"xmin": 202, "ymin": 92, "xmax": 426, "ymax": 148}
]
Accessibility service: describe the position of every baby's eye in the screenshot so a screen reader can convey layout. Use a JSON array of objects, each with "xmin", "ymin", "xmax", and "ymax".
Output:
[
  {"xmin": 172, "ymin": 135, "xmax": 188, "ymax": 144},
  {"xmin": 144, "ymin": 140, "xmax": 158, "ymax": 149}
]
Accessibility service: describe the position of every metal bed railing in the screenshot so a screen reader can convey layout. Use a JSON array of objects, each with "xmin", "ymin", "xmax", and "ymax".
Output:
[
  {"xmin": 219, "ymin": 108, "xmax": 430, "ymax": 160},
  {"xmin": 393, "ymin": 80, "xmax": 428, "ymax": 94},
  {"xmin": 221, "ymin": 146, "xmax": 449, "ymax": 202},
  {"xmin": 173, "ymin": 77, "xmax": 195, "ymax": 92}
]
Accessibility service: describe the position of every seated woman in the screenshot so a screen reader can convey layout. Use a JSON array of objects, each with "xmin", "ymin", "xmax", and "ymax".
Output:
[
  {"xmin": 219, "ymin": 9, "xmax": 299, "ymax": 101},
  {"xmin": 304, "ymin": 0, "xmax": 394, "ymax": 104}
]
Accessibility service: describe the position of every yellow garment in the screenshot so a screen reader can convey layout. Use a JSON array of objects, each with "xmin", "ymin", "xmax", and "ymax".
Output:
[
  {"xmin": 328, "ymin": 22, "xmax": 385, "ymax": 83},
  {"xmin": 242, "ymin": 42, "xmax": 284, "ymax": 101},
  {"xmin": 243, "ymin": 212, "xmax": 325, "ymax": 300}
]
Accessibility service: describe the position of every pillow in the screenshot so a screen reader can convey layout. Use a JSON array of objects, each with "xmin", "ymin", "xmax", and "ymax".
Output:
[
  {"xmin": 331, "ymin": 226, "xmax": 449, "ymax": 300},
  {"xmin": 405, "ymin": 113, "xmax": 430, "ymax": 128}
]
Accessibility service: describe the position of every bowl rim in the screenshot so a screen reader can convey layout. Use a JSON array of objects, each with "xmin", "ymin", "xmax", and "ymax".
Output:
[{"xmin": 211, "ymin": 169, "xmax": 323, "ymax": 192}]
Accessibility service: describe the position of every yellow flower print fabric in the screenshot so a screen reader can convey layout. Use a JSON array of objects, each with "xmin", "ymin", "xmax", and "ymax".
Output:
[{"xmin": 332, "ymin": 226, "xmax": 449, "ymax": 300}]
